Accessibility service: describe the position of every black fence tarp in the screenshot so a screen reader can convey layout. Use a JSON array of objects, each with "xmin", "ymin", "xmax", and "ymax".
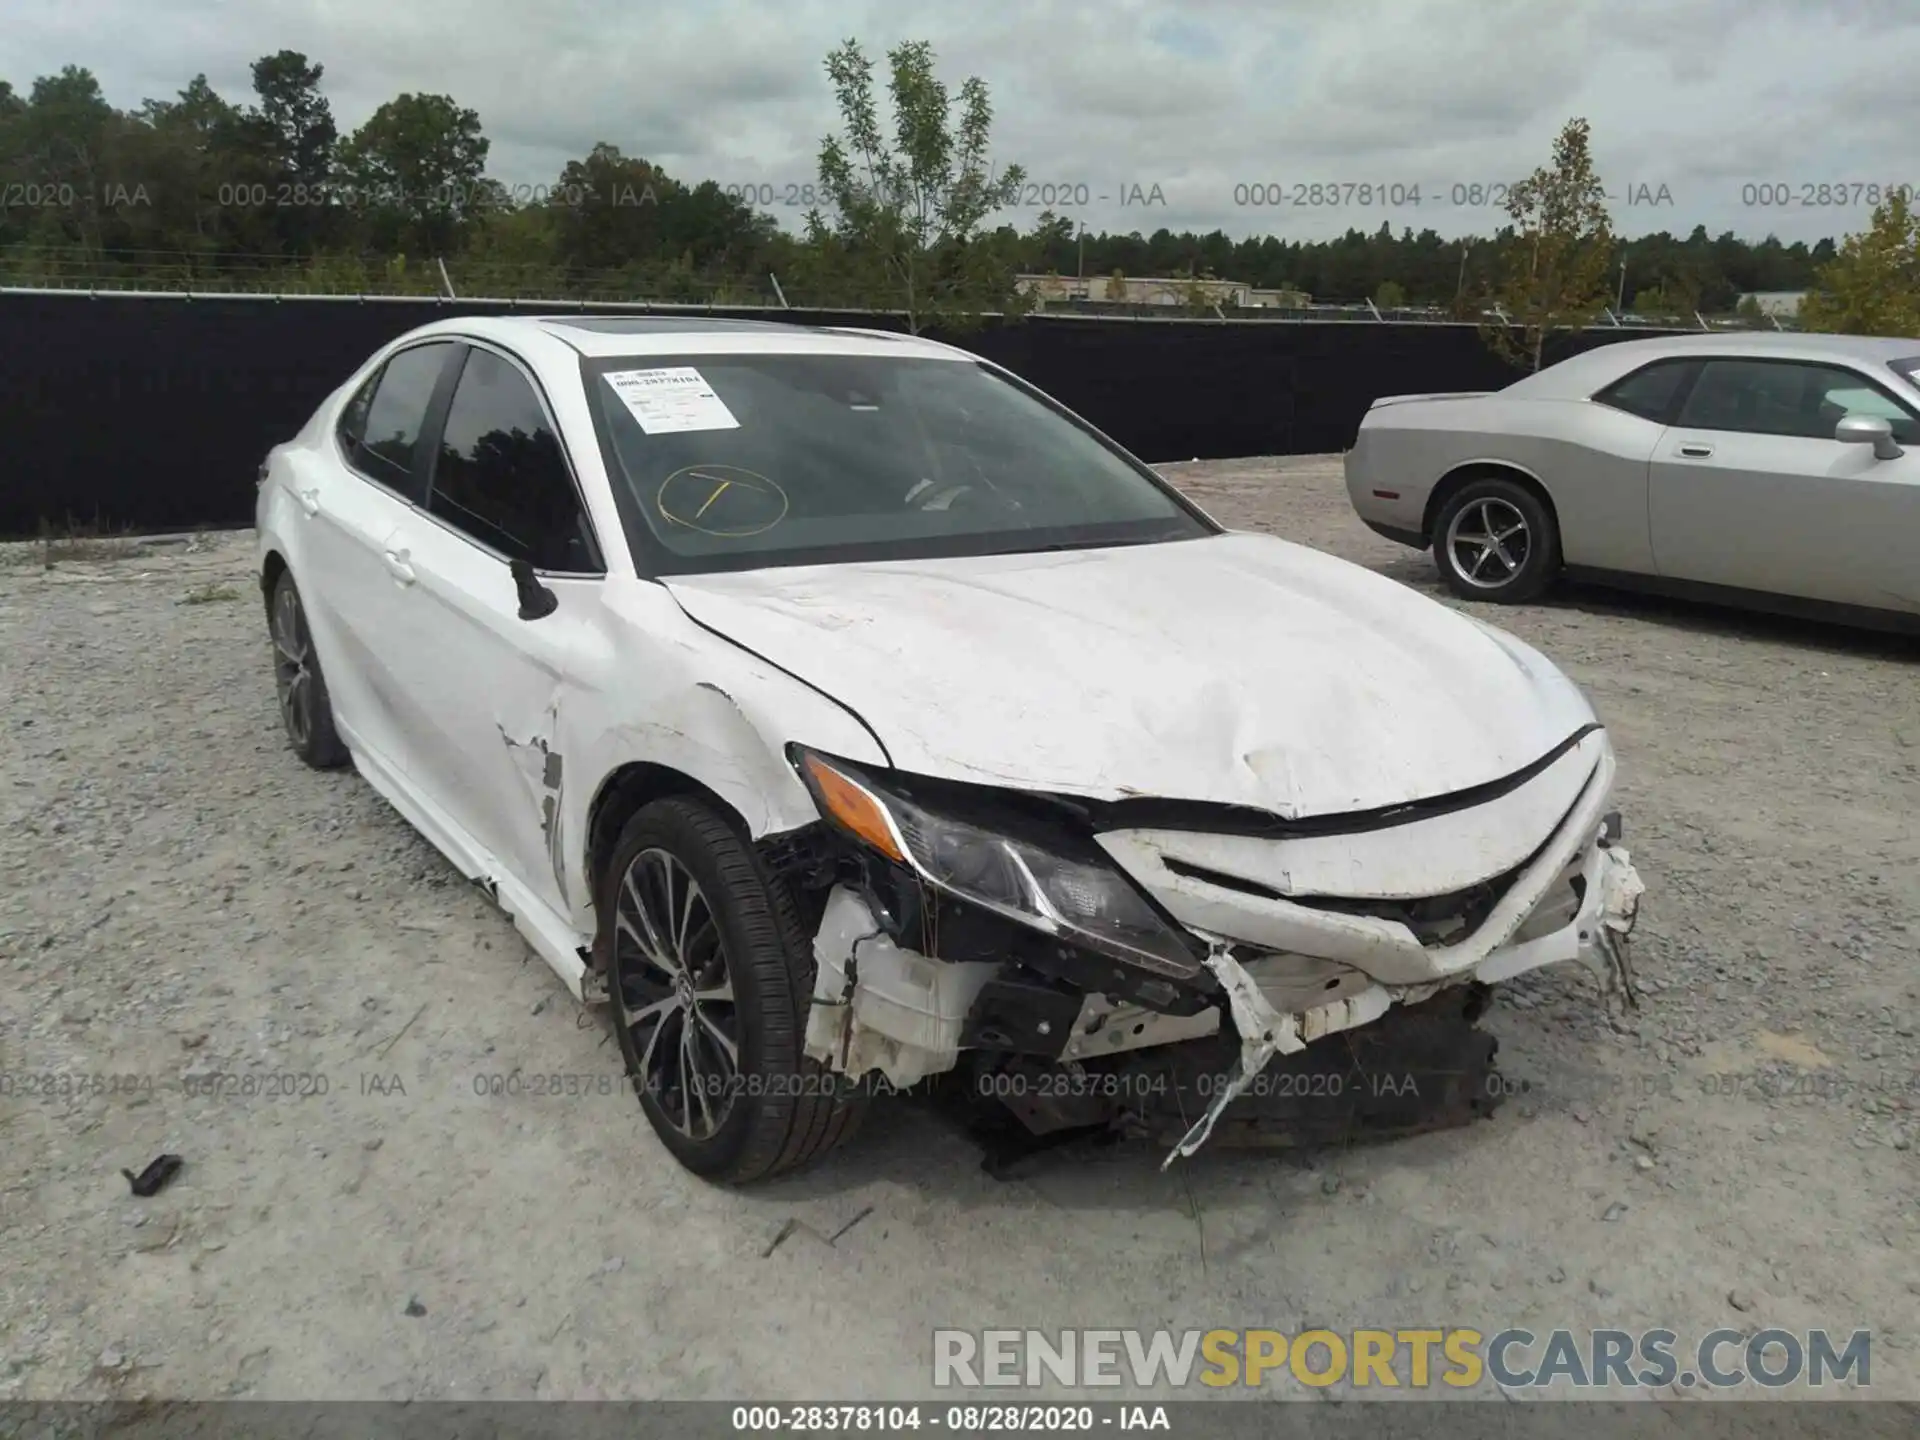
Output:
[{"xmin": 0, "ymin": 292, "xmax": 1672, "ymax": 535}]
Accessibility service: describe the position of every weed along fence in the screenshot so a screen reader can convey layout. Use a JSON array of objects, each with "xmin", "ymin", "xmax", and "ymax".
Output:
[{"xmin": 0, "ymin": 290, "xmax": 1675, "ymax": 535}]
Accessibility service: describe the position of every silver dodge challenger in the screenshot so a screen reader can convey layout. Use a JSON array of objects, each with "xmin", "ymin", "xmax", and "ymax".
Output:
[{"xmin": 1344, "ymin": 332, "xmax": 1920, "ymax": 629}]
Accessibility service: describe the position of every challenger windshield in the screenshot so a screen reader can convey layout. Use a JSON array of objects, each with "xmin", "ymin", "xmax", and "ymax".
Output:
[{"xmin": 581, "ymin": 352, "xmax": 1213, "ymax": 575}]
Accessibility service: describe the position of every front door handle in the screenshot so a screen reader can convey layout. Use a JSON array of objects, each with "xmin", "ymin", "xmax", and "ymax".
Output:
[
  {"xmin": 383, "ymin": 548, "xmax": 416, "ymax": 585},
  {"xmin": 296, "ymin": 486, "xmax": 321, "ymax": 516},
  {"xmin": 1678, "ymin": 443, "xmax": 1713, "ymax": 458}
]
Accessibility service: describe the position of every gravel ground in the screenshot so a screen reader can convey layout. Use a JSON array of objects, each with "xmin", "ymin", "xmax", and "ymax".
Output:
[{"xmin": 2, "ymin": 455, "xmax": 1917, "ymax": 1403}]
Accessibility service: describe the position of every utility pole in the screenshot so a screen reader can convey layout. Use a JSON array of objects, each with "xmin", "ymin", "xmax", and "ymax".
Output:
[{"xmin": 1616, "ymin": 257, "xmax": 1627, "ymax": 312}]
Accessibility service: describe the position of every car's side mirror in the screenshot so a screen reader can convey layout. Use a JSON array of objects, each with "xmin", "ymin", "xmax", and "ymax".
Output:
[
  {"xmin": 509, "ymin": 559, "xmax": 558, "ymax": 620},
  {"xmin": 1836, "ymin": 414, "xmax": 1904, "ymax": 460}
]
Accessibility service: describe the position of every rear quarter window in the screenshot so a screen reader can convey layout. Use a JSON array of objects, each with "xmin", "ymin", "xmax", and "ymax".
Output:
[{"xmin": 1593, "ymin": 359, "xmax": 1694, "ymax": 422}]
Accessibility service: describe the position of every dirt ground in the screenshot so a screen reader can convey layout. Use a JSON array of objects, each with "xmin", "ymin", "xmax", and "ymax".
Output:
[{"xmin": 2, "ymin": 455, "xmax": 1916, "ymax": 1403}]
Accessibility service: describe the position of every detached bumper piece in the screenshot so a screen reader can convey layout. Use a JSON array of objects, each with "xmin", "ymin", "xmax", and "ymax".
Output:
[
  {"xmin": 1131, "ymin": 987, "xmax": 1501, "ymax": 1152},
  {"xmin": 974, "ymin": 985, "xmax": 1501, "ymax": 1157},
  {"xmin": 1160, "ymin": 826, "xmax": 1645, "ymax": 1164}
]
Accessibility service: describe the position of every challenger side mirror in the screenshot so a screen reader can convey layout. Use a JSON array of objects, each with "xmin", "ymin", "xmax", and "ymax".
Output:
[
  {"xmin": 510, "ymin": 559, "xmax": 558, "ymax": 620},
  {"xmin": 1835, "ymin": 414, "xmax": 1904, "ymax": 461}
]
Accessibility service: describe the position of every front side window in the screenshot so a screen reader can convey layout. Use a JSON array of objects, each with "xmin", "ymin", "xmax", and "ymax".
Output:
[
  {"xmin": 581, "ymin": 353, "xmax": 1212, "ymax": 575},
  {"xmin": 427, "ymin": 347, "xmax": 600, "ymax": 572},
  {"xmin": 349, "ymin": 342, "xmax": 455, "ymax": 501},
  {"xmin": 1818, "ymin": 384, "xmax": 1920, "ymax": 444},
  {"xmin": 1676, "ymin": 358, "xmax": 1920, "ymax": 443}
]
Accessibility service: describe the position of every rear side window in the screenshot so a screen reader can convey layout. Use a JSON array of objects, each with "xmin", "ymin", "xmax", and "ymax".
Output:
[
  {"xmin": 346, "ymin": 342, "xmax": 454, "ymax": 502},
  {"xmin": 1594, "ymin": 359, "xmax": 1694, "ymax": 422},
  {"xmin": 427, "ymin": 347, "xmax": 601, "ymax": 573}
]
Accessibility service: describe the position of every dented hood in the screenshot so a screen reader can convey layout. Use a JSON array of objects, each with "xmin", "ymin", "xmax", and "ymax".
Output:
[{"xmin": 663, "ymin": 532, "xmax": 1598, "ymax": 818}]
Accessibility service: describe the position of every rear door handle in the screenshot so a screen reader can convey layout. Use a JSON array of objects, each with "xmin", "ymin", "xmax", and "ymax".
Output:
[
  {"xmin": 1678, "ymin": 443, "xmax": 1713, "ymax": 458},
  {"xmin": 296, "ymin": 486, "xmax": 321, "ymax": 516},
  {"xmin": 383, "ymin": 548, "xmax": 416, "ymax": 585}
]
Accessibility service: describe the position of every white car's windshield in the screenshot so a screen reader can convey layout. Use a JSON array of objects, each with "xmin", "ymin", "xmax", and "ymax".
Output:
[{"xmin": 580, "ymin": 352, "xmax": 1213, "ymax": 575}]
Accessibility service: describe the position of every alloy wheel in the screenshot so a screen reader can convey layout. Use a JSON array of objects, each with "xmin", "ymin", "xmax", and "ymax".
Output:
[
  {"xmin": 613, "ymin": 847, "xmax": 740, "ymax": 1141},
  {"xmin": 270, "ymin": 581, "xmax": 314, "ymax": 748},
  {"xmin": 1445, "ymin": 497, "xmax": 1532, "ymax": 590}
]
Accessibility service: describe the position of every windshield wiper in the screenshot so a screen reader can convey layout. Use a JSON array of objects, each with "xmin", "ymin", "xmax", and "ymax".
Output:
[{"xmin": 1012, "ymin": 533, "xmax": 1191, "ymax": 555}]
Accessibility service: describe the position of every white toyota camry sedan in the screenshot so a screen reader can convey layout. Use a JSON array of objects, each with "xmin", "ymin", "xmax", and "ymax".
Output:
[{"xmin": 256, "ymin": 315, "xmax": 1646, "ymax": 1183}]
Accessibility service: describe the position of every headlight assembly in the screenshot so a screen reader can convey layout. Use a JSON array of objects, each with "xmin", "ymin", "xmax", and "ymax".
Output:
[{"xmin": 794, "ymin": 750, "xmax": 1201, "ymax": 980}]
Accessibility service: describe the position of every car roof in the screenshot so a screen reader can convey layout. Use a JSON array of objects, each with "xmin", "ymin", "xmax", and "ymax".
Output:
[
  {"xmin": 1517, "ymin": 330, "xmax": 1920, "ymax": 398},
  {"xmin": 388, "ymin": 312, "xmax": 973, "ymax": 363}
]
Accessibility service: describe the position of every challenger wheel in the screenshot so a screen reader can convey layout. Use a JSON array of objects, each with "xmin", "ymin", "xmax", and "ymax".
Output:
[
  {"xmin": 1432, "ymin": 477, "xmax": 1560, "ymax": 603},
  {"xmin": 600, "ymin": 797, "xmax": 865, "ymax": 1183}
]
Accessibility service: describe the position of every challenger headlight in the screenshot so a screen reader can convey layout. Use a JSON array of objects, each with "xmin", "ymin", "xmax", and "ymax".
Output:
[{"xmin": 794, "ymin": 750, "xmax": 1201, "ymax": 980}]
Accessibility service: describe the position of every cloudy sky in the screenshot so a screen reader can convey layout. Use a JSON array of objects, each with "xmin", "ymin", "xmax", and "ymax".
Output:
[{"xmin": 6, "ymin": 0, "xmax": 1917, "ymax": 245}]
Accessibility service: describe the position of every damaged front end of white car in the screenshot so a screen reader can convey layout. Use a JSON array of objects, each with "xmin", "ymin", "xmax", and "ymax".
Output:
[{"xmin": 763, "ymin": 727, "xmax": 1644, "ymax": 1166}]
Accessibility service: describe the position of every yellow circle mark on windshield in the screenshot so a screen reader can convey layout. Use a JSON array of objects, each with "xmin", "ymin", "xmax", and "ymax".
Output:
[{"xmin": 656, "ymin": 464, "xmax": 789, "ymax": 538}]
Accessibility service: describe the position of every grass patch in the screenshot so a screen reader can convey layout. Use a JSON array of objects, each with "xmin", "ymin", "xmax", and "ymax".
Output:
[
  {"xmin": 180, "ymin": 583, "xmax": 242, "ymax": 605},
  {"xmin": 44, "ymin": 535, "xmax": 149, "ymax": 563},
  {"xmin": 0, "ymin": 515, "xmax": 152, "ymax": 568}
]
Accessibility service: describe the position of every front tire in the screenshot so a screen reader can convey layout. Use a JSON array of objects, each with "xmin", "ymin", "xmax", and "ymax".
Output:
[
  {"xmin": 599, "ymin": 798, "xmax": 865, "ymax": 1183},
  {"xmin": 1432, "ymin": 477, "xmax": 1561, "ymax": 603},
  {"xmin": 268, "ymin": 569, "xmax": 349, "ymax": 769}
]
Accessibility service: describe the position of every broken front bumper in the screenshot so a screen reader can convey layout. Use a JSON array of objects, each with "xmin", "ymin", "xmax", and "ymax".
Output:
[{"xmin": 797, "ymin": 735, "xmax": 1645, "ymax": 1158}]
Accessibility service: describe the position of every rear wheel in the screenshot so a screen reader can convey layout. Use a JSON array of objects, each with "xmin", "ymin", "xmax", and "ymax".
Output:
[
  {"xmin": 600, "ymin": 797, "xmax": 865, "ymax": 1183},
  {"xmin": 1432, "ymin": 477, "xmax": 1560, "ymax": 603},
  {"xmin": 268, "ymin": 570, "xmax": 348, "ymax": 769}
]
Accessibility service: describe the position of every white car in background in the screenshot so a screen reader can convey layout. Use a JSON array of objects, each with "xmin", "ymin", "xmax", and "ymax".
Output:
[{"xmin": 256, "ymin": 316, "xmax": 1645, "ymax": 1183}]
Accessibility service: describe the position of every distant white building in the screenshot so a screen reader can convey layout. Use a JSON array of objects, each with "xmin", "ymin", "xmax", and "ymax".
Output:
[{"xmin": 1017, "ymin": 274, "xmax": 1264, "ymax": 307}]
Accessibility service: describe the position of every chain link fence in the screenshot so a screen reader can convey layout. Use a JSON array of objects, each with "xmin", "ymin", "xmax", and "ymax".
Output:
[{"xmin": 0, "ymin": 245, "xmax": 1785, "ymax": 330}]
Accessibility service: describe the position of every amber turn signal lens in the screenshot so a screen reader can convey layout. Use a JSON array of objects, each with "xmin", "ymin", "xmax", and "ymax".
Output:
[{"xmin": 802, "ymin": 754, "xmax": 907, "ymax": 863}]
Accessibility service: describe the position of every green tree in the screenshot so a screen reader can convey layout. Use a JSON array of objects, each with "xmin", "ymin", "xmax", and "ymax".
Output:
[
  {"xmin": 1735, "ymin": 293, "xmax": 1766, "ymax": 326},
  {"xmin": 125, "ymin": 75, "xmax": 253, "ymax": 261},
  {"xmin": 1103, "ymin": 267, "xmax": 1127, "ymax": 300},
  {"xmin": 336, "ymin": 92, "xmax": 488, "ymax": 256},
  {"xmin": 1482, "ymin": 117, "xmax": 1616, "ymax": 370},
  {"xmin": 805, "ymin": 37, "xmax": 1025, "ymax": 332},
  {"xmin": 1799, "ymin": 190, "xmax": 1920, "ymax": 336},
  {"xmin": 545, "ymin": 144, "xmax": 771, "ymax": 297},
  {"xmin": 549, "ymin": 144, "xmax": 670, "ymax": 272},
  {"xmin": 1649, "ymin": 265, "xmax": 1704, "ymax": 317},
  {"xmin": 1628, "ymin": 283, "xmax": 1679, "ymax": 317},
  {"xmin": 461, "ymin": 202, "xmax": 561, "ymax": 290},
  {"xmin": 249, "ymin": 52, "xmax": 335, "ymax": 188},
  {"xmin": 244, "ymin": 51, "xmax": 338, "ymax": 253},
  {"xmin": 8, "ymin": 67, "xmax": 117, "ymax": 256},
  {"xmin": 1375, "ymin": 278, "xmax": 1407, "ymax": 309}
]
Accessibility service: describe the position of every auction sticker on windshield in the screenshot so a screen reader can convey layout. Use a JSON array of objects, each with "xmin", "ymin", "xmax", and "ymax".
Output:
[{"xmin": 604, "ymin": 367, "xmax": 741, "ymax": 434}]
